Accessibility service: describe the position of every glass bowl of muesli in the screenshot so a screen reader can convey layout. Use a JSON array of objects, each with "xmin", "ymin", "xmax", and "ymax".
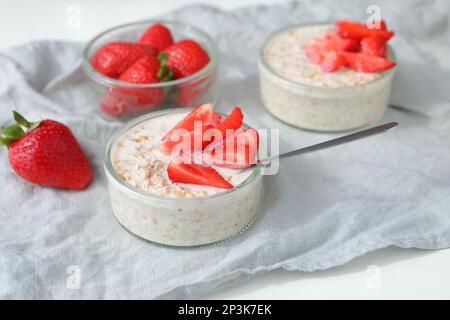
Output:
[
  {"xmin": 259, "ymin": 21, "xmax": 397, "ymax": 132},
  {"xmin": 104, "ymin": 107, "xmax": 264, "ymax": 247}
]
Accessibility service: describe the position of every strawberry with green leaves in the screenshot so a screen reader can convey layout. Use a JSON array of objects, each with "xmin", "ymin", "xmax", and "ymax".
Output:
[
  {"xmin": 204, "ymin": 127, "xmax": 259, "ymax": 170},
  {"xmin": 340, "ymin": 52, "xmax": 396, "ymax": 73},
  {"xmin": 160, "ymin": 39, "xmax": 211, "ymax": 107},
  {"xmin": 0, "ymin": 112, "xmax": 93, "ymax": 190},
  {"xmin": 320, "ymin": 51, "xmax": 346, "ymax": 73},
  {"xmin": 162, "ymin": 39, "xmax": 210, "ymax": 79},
  {"xmin": 210, "ymin": 107, "xmax": 244, "ymax": 142}
]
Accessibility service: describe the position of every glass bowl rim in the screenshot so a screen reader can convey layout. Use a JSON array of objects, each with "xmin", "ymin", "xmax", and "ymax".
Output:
[
  {"xmin": 258, "ymin": 21, "xmax": 397, "ymax": 91},
  {"xmin": 82, "ymin": 19, "xmax": 220, "ymax": 89},
  {"xmin": 104, "ymin": 108, "xmax": 263, "ymax": 203}
]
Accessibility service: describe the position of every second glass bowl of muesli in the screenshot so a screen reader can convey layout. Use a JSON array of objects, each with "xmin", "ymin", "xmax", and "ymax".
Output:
[{"xmin": 259, "ymin": 20, "xmax": 397, "ymax": 132}]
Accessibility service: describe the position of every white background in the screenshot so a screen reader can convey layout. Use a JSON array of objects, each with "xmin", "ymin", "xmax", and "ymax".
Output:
[{"xmin": 1, "ymin": 0, "xmax": 449, "ymax": 299}]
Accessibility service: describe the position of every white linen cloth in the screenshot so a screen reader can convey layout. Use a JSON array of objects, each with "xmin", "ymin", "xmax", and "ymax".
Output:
[{"xmin": 0, "ymin": 0, "xmax": 449, "ymax": 299}]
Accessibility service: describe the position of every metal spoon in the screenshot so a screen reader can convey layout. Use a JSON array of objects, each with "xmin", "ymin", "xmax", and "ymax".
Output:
[{"xmin": 252, "ymin": 121, "xmax": 398, "ymax": 168}]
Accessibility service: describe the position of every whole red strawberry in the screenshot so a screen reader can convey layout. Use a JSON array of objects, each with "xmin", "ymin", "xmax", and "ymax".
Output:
[
  {"xmin": 91, "ymin": 42, "xmax": 158, "ymax": 78},
  {"xmin": 162, "ymin": 39, "xmax": 210, "ymax": 79},
  {"xmin": 138, "ymin": 23, "xmax": 174, "ymax": 51},
  {"xmin": 0, "ymin": 112, "xmax": 93, "ymax": 190},
  {"xmin": 101, "ymin": 54, "xmax": 172, "ymax": 116},
  {"xmin": 119, "ymin": 54, "xmax": 170, "ymax": 84}
]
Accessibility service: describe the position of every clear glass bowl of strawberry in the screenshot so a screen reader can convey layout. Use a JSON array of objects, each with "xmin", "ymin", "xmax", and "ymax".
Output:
[
  {"xmin": 82, "ymin": 20, "xmax": 219, "ymax": 121},
  {"xmin": 259, "ymin": 20, "xmax": 397, "ymax": 132}
]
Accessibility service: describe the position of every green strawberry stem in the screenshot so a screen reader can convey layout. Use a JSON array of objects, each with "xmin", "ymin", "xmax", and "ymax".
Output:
[
  {"xmin": 158, "ymin": 52, "xmax": 169, "ymax": 65},
  {"xmin": 157, "ymin": 52, "xmax": 174, "ymax": 82},
  {"xmin": 0, "ymin": 111, "xmax": 42, "ymax": 147},
  {"xmin": 13, "ymin": 111, "xmax": 33, "ymax": 128}
]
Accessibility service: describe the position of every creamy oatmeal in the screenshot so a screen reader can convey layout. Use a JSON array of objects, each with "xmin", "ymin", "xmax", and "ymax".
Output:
[
  {"xmin": 259, "ymin": 24, "xmax": 396, "ymax": 131},
  {"xmin": 105, "ymin": 110, "xmax": 264, "ymax": 246}
]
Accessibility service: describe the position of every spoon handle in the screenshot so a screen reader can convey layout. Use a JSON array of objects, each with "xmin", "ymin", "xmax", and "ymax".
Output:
[{"xmin": 255, "ymin": 122, "xmax": 398, "ymax": 167}]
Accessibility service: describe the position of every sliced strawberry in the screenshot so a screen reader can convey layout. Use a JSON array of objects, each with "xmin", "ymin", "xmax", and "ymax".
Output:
[
  {"xmin": 367, "ymin": 20, "xmax": 387, "ymax": 30},
  {"xmin": 167, "ymin": 162, "xmax": 232, "ymax": 189},
  {"xmin": 336, "ymin": 20, "xmax": 394, "ymax": 41},
  {"xmin": 211, "ymin": 112, "xmax": 222, "ymax": 126},
  {"xmin": 118, "ymin": 55, "xmax": 163, "ymax": 83},
  {"xmin": 341, "ymin": 52, "xmax": 396, "ymax": 73},
  {"xmin": 158, "ymin": 103, "xmax": 213, "ymax": 154},
  {"xmin": 324, "ymin": 31, "xmax": 360, "ymax": 52},
  {"xmin": 178, "ymin": 108, "xmax": 244, "ymax": 157},
  {"xmin": 321, "ymin": 51, "xmax": 345, "ymax": 73},
  {"xmin": 361, "ymin": 36, "xmax": 388, "ymax": 57},
  {"xmin": 167, "ymin": 113, "xmax": 224, "ymax": 157},
  {"xmin": 304, "ymin": 34, "xmax": 358, "ymax": 66},
  {"xmin": 204, "ymin": 128, "xmax": 259, "ymax": 169},
  {"xmin": 304, "ymin": 43, "xmax": 325, "ymax": 64},
  {"xmin": 212, "ymin": 107, "xmax": 244, "ymax": 141},
  {"xmin": 3, "ymin": 112, "xmax": 93, "ymax": 190},
  {"xmin": 162, "ymin": 39, "xmax": 210, "ymax": 79}
]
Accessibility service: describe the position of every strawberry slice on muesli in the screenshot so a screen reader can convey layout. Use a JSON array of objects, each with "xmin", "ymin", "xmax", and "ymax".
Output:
[
  {"xmin": 167, "ymin": 162, "xmax": 232, "ymax": 189},
  {"xmin": 304, "ymin": 19, "xmax": 396, "ymax": 73},
  {"xmin": 204, "ymin": 128, "xmax": 259, "ymax": 170},
  {"xmin": 158, "ymin": 103, "xmax": 213, "ymax": 154},
  {"xmin": 160, "ymin": 105, "xmax": 260, "ymax": 188}
]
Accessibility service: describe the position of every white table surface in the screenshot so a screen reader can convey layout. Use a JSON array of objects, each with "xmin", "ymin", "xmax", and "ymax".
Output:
[{"xmin": 2, "ymin": 0, "xmax": 449, "ymax": 300}]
